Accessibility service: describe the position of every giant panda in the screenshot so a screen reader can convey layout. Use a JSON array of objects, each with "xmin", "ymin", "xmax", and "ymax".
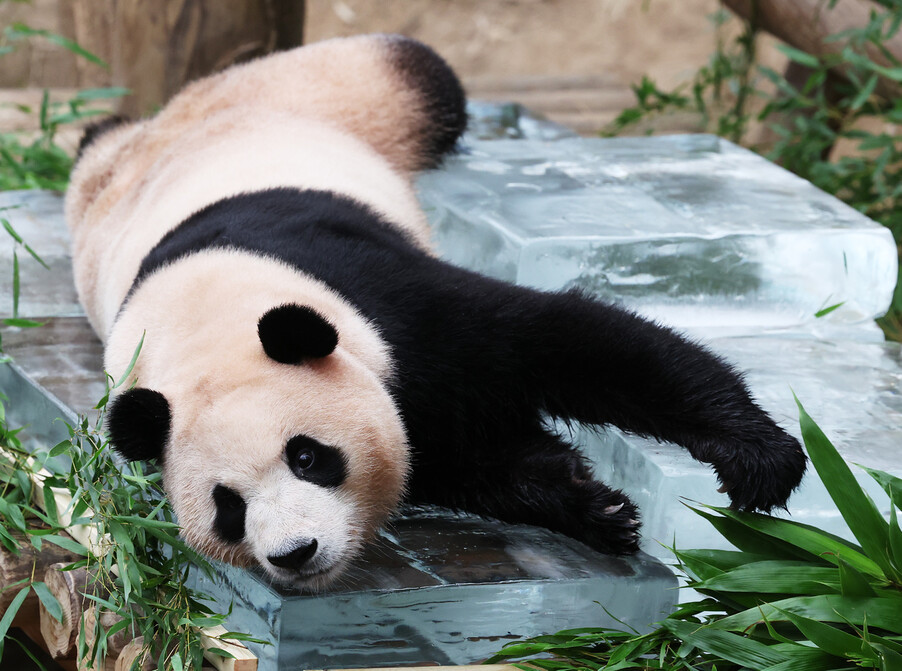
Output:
[{"xmin": 66, "ymin": 34, "xmax": 806, "ymax": 590}]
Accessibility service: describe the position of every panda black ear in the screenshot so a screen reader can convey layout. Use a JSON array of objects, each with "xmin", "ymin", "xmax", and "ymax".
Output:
[
  {"xmin": 107, "ymin": 388, "xmax": 171, "ymax": 461},
  {"xmin": 258, "ymin": 304, "xmax": 339, "ymax": 364}
]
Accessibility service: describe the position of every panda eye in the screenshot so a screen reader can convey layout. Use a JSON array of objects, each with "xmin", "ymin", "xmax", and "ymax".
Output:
[
  {"xmin": 286, "ymin": 435, "xmax": 347, "ymax": 488},
  {"xmin": 296, "ymin": 449, "xmax": 315, "ymax": 471}
]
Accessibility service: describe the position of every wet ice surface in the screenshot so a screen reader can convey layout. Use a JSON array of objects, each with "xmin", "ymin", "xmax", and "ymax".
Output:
[
  {"xmin": 418, "ymin": 135, "xmax": 896, "ymax": 338},
  {"xmin": 191, "ymin": 509, "xmax": 675, "ymax": 670}
]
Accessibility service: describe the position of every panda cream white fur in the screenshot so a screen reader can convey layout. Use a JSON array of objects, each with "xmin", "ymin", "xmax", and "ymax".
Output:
[{"xmin": 67, "ymin": 34, "xmax": 807, "ymax": 590}]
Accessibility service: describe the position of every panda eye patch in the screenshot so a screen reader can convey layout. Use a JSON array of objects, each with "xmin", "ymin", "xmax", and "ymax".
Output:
[
  {"xmin": 212, "ymin": 484, "xmax": 246, "ymax": 544},
  {"xmin": 286, "ymin": 435, "xmax": 347, "ymax": 488}
]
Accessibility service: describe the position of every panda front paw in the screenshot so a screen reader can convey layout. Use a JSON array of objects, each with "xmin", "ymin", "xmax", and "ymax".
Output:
[{"xmin": 707, "ymin": 427, "xmax": 807, "ymax": 513}]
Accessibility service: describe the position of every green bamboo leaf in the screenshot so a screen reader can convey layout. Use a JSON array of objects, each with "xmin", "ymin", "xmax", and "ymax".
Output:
[
  {"xmin": 713, "ymin": 594, "xmax": 902, "ymax": 632},
  {"xmin": 693, "ymin": 561, "xmax": 841, "ymax": 595},
  {"xmin": 112, "ymin": 332, "xmax": 145, "ymax": 389},
  {"xmin": 775, "ymin": 607, "xmax": 864, "ymax": 659},
  {"xmin": 796, "ymin": 396, "xmax": 897, "ymax": 581},
  {"xmin": 688, "ymin": 505, "xmax": 817, "ymax": 561},
  {"xmin": 2, "ymin": 318, "xmax": 44, "ymax": 328},
  {"xmin": 850, "ymin": 74, "xmax": 879, "ymax": 111},
  {"xmin": 873, "ymin": 643, "xmax": 902, "ymax": 671},
  {"xmin": 701, "ymin": 505, "xmax": 883, "ymax": 578},
  {"xmin": 0, "ymin": 586, "xmax": 30, "ymax": 641},
  {"xmin": 5, "ymin": 24, "xmax": 107, "ymax": 67},
  {"xmin": 32, "ymin": 580, "xmax": 63, "ymax": 623},
  {"xmin": 42, "ymin": 485, "xmax": 60, "ymax": 525},
  {"xmin": 814, "ymin": 302, "xmax": 845, "ymax": 318},
  {"xmin": 661, "ymin": 619, "xmax": 788, "ymax": 669},
  {"xmin": 676, "ymin": 549, "xmax": 773, "ymax": 573},
  {"xmin": 41, "ymin": 533, "xmax": 88, "ymax": 556},
  {"xmin": 12, "ymin": 248, "xmax": 19, "ymax": 318},
  {"xmin": 837, "ymin": 559, "xmax": 878, "ymax": 598},
  {"xmin": 862, "ymin": 466, "xmax": 902, "ymax": 510},
  {"xmin": 777, "ymin": 44, "xmax": 821, "ymax": 69},
  {"xmin": 888, "ymin": 504, "xmax": 902, "ymax": 575}
]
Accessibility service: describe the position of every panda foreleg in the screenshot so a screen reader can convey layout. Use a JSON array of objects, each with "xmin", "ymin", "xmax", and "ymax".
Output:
[{"xmin": 496, "ymin": 287, "xmax": 807, "ymax": 514}]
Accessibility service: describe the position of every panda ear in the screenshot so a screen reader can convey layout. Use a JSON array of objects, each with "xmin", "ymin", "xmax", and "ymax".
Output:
[
  {"xmin": 107, "ymin": 388, "xmax": 171, "ymax": 461},
  {"xmin": 258, "ymin": 304, "xmax": 339, "ymax": 364}
]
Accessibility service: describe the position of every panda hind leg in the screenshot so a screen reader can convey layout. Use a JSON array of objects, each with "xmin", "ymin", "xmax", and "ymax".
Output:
[{"xmin": 446, "ymin": 429, "xmax": 641, "ymax": 555}]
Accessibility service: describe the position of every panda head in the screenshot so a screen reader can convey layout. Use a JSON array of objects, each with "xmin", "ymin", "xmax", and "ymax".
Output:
[{"xmin": 106, "ymin": 302, "xmax": 409, "ymax": 591}]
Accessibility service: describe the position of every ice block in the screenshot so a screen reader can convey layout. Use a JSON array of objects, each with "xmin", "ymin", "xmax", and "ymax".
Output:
[{"xmin": 418, "ymin": 134, "xmax": 897, "ymax": 339}]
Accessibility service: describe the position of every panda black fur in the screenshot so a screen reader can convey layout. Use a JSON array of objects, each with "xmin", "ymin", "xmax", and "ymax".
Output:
[{"xmin": 67, "ymin": 34, "xmax": 806, "ymax": 589}]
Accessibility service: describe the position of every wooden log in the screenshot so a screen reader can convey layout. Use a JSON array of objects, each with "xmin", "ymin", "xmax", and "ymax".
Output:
[
  {"xmin": 63, "ymin": 0, "xmax": 305, "ymax": 117},
  {"xmin": 40, "ymin": 564, "xmax": 113, "ymax": 659},
  {"xmin": 721, "ymin": 0, "xmax": 902, "ymax": 99},
  {"xmin": 201, "ymin": 625, "xmax": 258, "ymax": 671},
  {"xmin": 114, "ymin": 637, "xmax": 153, "ymax": 671},
  {"xmin": 0, "ymin": 533, "xmax": 80, "ymax": 632},
  {"xmin": 78, "ymin": 604, "xmax": 130, "ymax": 671}
]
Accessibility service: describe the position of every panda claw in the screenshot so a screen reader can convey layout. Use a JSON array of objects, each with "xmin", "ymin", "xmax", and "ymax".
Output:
[
  {"xmin": 717, "ymin": 483, "xmax": 730, "ymax": 494},
  {"xmin": 604, "ymin": 503, "xmax": 625, "ymax": 515}
]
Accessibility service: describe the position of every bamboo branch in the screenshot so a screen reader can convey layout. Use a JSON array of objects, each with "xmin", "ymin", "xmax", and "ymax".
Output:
[{"xmin": 0, "ymin": 447, "xmax": 257, "ymax": 670}]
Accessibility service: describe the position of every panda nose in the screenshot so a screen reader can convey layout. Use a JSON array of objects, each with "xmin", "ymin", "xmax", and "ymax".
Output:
[{"xmin": 267, "ymin": 539, "xmax": 318, "ymax": 570}]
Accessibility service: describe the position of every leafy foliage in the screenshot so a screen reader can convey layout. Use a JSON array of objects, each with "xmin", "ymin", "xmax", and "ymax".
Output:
[
  {"xmin": 0, "ymin": 23, "xmax": 127, "ymax": 191},
  {"xmin": 606, "ymin": 4, "xmax": 902, "ymax": 341},
  {"xmin": 489, "ymin": 400, "xmax": 902, "ymax": 670}
]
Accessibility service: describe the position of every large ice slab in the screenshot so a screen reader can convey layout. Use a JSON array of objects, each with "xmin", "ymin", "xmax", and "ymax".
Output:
[
  {"xmin": 191, "ymin": 509, "xmax": 675, "ymax": 670},
  {"xmin": 418, "ymin": 135, "xmax": 897, "ymax": 338}
]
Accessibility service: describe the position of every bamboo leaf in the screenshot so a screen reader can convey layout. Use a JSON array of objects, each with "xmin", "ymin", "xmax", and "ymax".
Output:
[
  {"xmin": 661, "ymin": 619, "xmax": 788, "ymax": 669},
  {"xmin": 796, "ymin": 396, "xmax": 897, "ymax": 581},
  {"xmin": 112, "ymin": 332, "xmax": 145, "ymax": 389},
  {"xmin": 32, "ymin": 581, "xmax": 63, "ymax": 623},
  {"xmin": 775, "ymin": 607, "xmax": 865, "ymax": 659},
  {"xmin": 0, "ymin": 586, "xmax": 30, "ymax": 641},
  {"xmin": 41, "ymin": 533, "xmax": 88, "ymax": 556},
  {"xmin": 837, "ymin": 559, "xmax": 878, "ymax": 598},
  {"xmin": 693, "ymin": 561, "xmax": 841, "ymax": 595},
  {"xmin": 777, "ymin": 45, "xmax": 821, "ymax": 69},
  {"xmin": 5, "ymin": 24, "xmax": 107, "ymax": 67},
  {"xmin": 862, "ymin": 466, "xmax": 902, "ymax": 510},
  {"xmin": 699, "ymin": 505, "xmax": 883, "ymax": 578},
  {"xmin": 713, "ymin": 594, "xmax": 902, "ymax": 632}
]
